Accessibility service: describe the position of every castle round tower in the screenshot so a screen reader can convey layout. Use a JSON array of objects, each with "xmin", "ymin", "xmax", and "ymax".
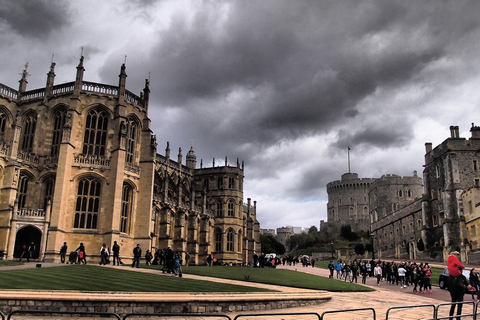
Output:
[{"xmin": 326, "ymin": 173, "xmax": 376, "ymax": 232}]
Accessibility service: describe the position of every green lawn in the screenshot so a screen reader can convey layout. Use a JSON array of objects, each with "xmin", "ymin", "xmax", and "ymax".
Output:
[
  {"xmin": 146, "ymin": 265, "xmax": 374, "ymax": 292},
  {"xmin": 0, "ymin": 265, "xmax": 270, "ymax": 292}
]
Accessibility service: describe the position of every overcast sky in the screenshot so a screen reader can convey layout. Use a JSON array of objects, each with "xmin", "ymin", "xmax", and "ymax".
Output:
[{"xmin": 1, "ymin": 0, "xmax": 480, "ymax": 230}]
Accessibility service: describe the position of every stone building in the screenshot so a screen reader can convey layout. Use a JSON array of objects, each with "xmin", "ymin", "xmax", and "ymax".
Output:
[
  {"xmin": 326, "ymin": 173, "xmax": 375, "ymax": 232},
  {"xmin": 369, "ymin": 173, "xmax": 424, "ymax": 260},
  {"xmin": 422, "ymin": 125, "xmax": 480, "ymax": 261},
  {"xmin": 0, "ymin": 58, "xmax": 261, "ymax": 264},
  {"xmin": 329, "ymin": 124, "xmax": 480, "ymax": 262}
]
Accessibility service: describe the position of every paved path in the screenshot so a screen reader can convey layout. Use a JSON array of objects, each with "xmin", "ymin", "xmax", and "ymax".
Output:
[{"xmin": 0, "ymin": 261, "xmax": 477, "ymax": 319}]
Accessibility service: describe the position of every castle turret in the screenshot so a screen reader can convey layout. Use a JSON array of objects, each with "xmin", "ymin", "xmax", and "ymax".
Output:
[{"xmin": 186, "ymin": 141, "xmax": 197, "ymax": 170}]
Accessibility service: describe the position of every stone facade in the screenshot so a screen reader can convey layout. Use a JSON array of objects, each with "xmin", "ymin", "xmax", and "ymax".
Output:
[
  {"xmin": 326, "ymin": 173, "xmax": 375, "ymax": 232},
  {"xmin": 328, "ymin": 125, "xmax": 480, "ymax": 262},
  {"xmin": 423, "ymin": 125, "xmax": 480, "ymax": 261},
  {"xmin": 0, "ymin": 58, "xmax": 261, "ymax": 265}
]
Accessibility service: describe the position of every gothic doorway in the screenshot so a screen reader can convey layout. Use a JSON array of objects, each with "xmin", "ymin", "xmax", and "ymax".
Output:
[{"xmin": 13, "ymin": 226, "xmax": 42, "ymax": 259}]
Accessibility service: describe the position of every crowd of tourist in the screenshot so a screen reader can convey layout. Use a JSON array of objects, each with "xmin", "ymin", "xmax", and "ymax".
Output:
[{"xmin": 326, "ymin": 259, "xmax": 434, "ymax": 293}]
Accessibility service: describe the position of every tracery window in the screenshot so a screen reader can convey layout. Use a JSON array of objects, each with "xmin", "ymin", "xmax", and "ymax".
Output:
[
  {"xmin": 227, "ymin": 229, "xmax": 234, "ymax": 251},
  {"xmin": 18, "ymin": 174, "xmax": 29, "ymax": 208},
  {"xmin": 50, "ymin": 109, "xmax": 66, "ymax": 156},
  {"xmin": 228, "ymin": 177, "xmax": 234, "ymax": 189},
  {"xmin": 216, "ymin": 201, "xmax": 223, "ymax": 217},
  {"xmin": 125, "ymin": 119, "xmax": 136, "ymax": 164},
  {"xmin": 227, "ymin": 200, "xmax": 235, "ymax": 217},
  {"xmin": 43, "ymin": 178, "xmax": 55, "ymax": 209},
  {"xmin": 74, "ymin": 178, "xmax": 101, "ymax": 229},
  {"xmin": 120, "ymin": 183, "xmax": 132, "ymax": 233},
  {"xmin": 215, "ymin": 229, "xmax": 222, "ymax": 252},
  {"xmin": 0, "ymin": 112, "xmax": 6, "ymax": 139},
  {"xmin": 82, "ymin": 108, "xmax": 108, "ymax": 156},
  {"xmin": 21, "ymin": 113, "xmax": 37, "ymax": 151}
]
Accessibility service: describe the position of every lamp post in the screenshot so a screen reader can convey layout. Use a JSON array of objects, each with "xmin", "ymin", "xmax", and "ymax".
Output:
[
  {"xmin": 331, "ymin": 242, "xmax": 334, "ymax": 260},
  {"xmin": 370, "ymin": 233, "xmax": 375, "ymax": 260}
]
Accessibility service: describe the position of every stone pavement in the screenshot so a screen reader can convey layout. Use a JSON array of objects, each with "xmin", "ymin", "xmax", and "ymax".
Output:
[{"xmin": 0, "ymin": 261, "xmax": 477, "ymax": 319}]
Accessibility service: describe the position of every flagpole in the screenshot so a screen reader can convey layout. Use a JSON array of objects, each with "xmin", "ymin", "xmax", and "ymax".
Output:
[{"xmin": 348, "ymin": 147, "xmax": 351, "ymax": 173}]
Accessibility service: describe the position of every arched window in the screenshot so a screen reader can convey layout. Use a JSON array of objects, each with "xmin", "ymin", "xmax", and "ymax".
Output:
[
  {"xmin": 50, "ymin": 109, "xmax": 66, "ymax": 156},
  {"xmin": 120, "ymin": 183, "xmax": 133, "ymax": 233},
  {"xmin": 215, "ymin": 229, "xmax": 222, "ymax": 252},
  {"xmin": 21, "ymin": 113, "xmax": 37, "ymax": 151},
  {"xmin": 238, "ymin": 229, "xmax": 242, "ymax": 253},
  {"xmin": 227, "ymin": 229, "xmax": 234, "ymax": 251},
  {"xmin": 216, "ymin": 201, "xmax": 223, "ymax": 217},
  {"xmin": 82, "ymin": 108, "xmax": 108, "ymax": 156},
  {"xmin": 18, "ymin": 174, "xmax": 29, "ymax": 208},
  {"xmin": 74, "ymin": 178, "xmax": 101, "ymax": 229},
  {"xmin": 125, "ymin": 119, "xmax": 136, "ymax": 164},
  {"xmin": 0, "ymin": 112, "xmax": 7, "ymax": 139},
  {"xmin": 43, "ymin": 177, "xmax": 55, "ymax": 209},
  {"xmin": 227, "ymin": 200, "xmax": 235, "ymax": 217}
]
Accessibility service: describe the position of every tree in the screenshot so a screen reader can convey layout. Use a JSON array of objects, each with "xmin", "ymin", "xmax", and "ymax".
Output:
[
  {"xmin": 340, "ymin": 224, "xmax": 359, "ymax": 241},
  {"xmin": 260, "ymin": 234, "xmax": 286, "ymax": 254},
  {"xmin": 354, "ymin": 243, "xmax": 365, "ymax": 255}
]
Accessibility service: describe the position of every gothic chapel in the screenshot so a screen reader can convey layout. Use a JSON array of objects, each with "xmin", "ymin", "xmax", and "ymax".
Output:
[{"xmin": 0, "ymin": 57, "xmax": 261, "ymax": 264}]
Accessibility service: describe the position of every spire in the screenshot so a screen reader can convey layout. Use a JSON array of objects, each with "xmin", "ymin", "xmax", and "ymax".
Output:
[
  {"xmin": 45, "ymin": 61, "xmax": 56, "ymax": 96},
  {"xmin": 118, "ymin": 63, "xmax": 127, "ymax": 102},
  {"xmin": 18, "ymin": 62, "xmax": 30, "ymax": 92},
  {"xmin": 74, "ymin": 55, "xmax": 85, "ymax": 93}
]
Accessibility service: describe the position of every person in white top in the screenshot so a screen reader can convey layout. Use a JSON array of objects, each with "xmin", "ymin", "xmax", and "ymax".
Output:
[
  {"xmin": 100, "ymin": 243, "xmax": 109, "ymax": 265},
  {"xmin": 397, "ymin": 264, "xmax": 407, "ymax": 288},
  {"xmin": 374, "ymin": 264, "xmax": 382, "ymax": 286}
]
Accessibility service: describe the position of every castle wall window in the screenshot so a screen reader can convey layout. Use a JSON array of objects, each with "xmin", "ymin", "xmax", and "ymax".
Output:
[
  {"xmin": 50, "ymin": 109, "xmax": 66, "ymax": 156},
  {"xmin": 216, "ymin": 201, "xmax": 223, "ymax": 217},
  {"xmin": 228, "ymin": 177, "xmax": 234, "ymax": 189},
  {"xmin": 74, "ymin": 178, "xmax": 101, "ymax": 229},
  {"xmin": 82, "ymin": 108, "xmax": 108, "ymax": 156},
  {"xmin": 21, "ymin": 113, "xmax": 37, "ymax": 151},
  {"xmin": 399, "ymin": 190, "xmax": 403, "ymax": 197},
  {"xmin": 215, "ymin": 229, "xmax": 222, "ymax": 252},
  {"xmin": 228, "ymin": 200, "xmax": 235, "ymax": 217},
  {"xmin": 43, "ymin": 178, "xmax": 55, "ymax": 210},
  {"xmin": 217, "ymin": 177, "xmax": 223, "ymax": 189},
  {"xmin": 227, "ymin": 229, "xmax": 234, "ymax": 251},
  {"xmin": 18, "ymin": 174, "xmax": 29, "ymax": 208},
  {"xmin": 120, "ymin": 184, "xmax": 132, "ymax": 233},
  {"xmin": 125, "ymin": 119, "xmax": 136, "ymax": 164},
  {"xmin": 203, "ymin": 179, "xmax": 209, "ymax": 191},
  {"xmin": 474, "ymin": 160, "xmax": 478, "ymax": 172}
]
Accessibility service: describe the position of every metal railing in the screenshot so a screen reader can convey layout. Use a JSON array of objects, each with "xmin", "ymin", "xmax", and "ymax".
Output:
[
  {"xmin": 1, "ymin": 301, "xmax": 479, "ymax": 319},
  {"xmin": 386, "ymin": 304, "xmax": 436, "ymax": 320},
  {"xmin": 124, "ymin": 313, "xmax": 232, "ymax": 320},
  {"xmin": 234, "ymin": 312, "xmax": 321, "ymax": 319},
  {"xmin": 321, "ymin": 307, "xmax": 376, "ymax": 320}
]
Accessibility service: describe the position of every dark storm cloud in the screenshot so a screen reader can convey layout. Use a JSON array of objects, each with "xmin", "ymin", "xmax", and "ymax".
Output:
[
  {"xmin": 144, "ymin": 0, "xmax": 477, "ymax": 155},
  {"xmin": 0, "ymin": 0, "xmax": 70, "ymax": 39}
]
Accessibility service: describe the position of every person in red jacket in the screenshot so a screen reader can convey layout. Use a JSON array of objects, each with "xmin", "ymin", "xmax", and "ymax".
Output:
[{"xmin": 448, "ymin": 250, "xmax": 464, "ymax": 277}]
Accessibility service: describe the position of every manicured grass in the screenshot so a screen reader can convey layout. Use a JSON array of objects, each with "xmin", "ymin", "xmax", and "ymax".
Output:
[
  {"xmin": 150, "ymin": 265, "xmax": 374, "ymax": 292},
  {"xmin": 0, "ymin": 260, "xmax": 23, "ymax": 267},
  {"xmin": 0, "ymin": 265, "xmax": 270, "ymax": 292}
]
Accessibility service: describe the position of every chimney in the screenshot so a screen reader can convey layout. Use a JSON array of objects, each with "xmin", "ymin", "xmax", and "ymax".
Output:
[{"xmin": 425, "ymin": 143, "xmax": 432, "ymax": 154}]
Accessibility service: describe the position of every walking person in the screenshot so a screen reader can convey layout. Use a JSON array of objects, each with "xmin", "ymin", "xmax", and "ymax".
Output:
[
  {"xmin": 132, "ymin": 243, "xmax": 141, "ymax": 268},
  {"xmin": 99, "ymin": 243, "xmax": 109, "ymax": 265},
  {"xmin": 374, "ymin": 263, "xmax": 382, "ymax": 286},
  {"xmin": 448, "ymin": 272, "xmax": 472, "ymax": 320},
  {"xmin": 398, "ymin": 263, "xmax": 407, "ymax": 288},
  {"xmin": 469, "ymin": 268, "xmax": 480, "ymax": 301},
  {"xmin": 76, "ymin": 242, "xmax": 87, "ymax": 264},
  {"xmin": 60, "ymin": 242, "xmax": 67, "ymax": 263},
  {"xmin": 27, "ymin": 242, "xmax": 35, "ymax": 262},
  {"xmin": 112, "ymin": 241, "xmax": 120, "ymax": 266}
]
